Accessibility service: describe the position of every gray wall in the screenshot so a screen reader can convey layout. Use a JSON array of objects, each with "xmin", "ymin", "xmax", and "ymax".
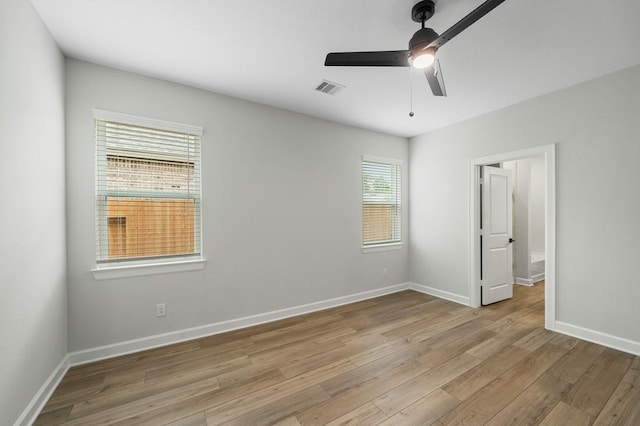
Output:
[
  {"xmin": 0, "ymin": 0, "xmax": 67, "ymax": 424},
  {"xmin": 65, "ymin": 59, "xmax": 409, "ymax": 352},
  {"xmin": 529, "ymin": 158, "xmax": 545, "ymax": 255},
  {"xmin": 409, "ymin": 64, "xmax": 640, "ymax": 344},
  {"xmin": 504, "ymin": 158, "xmax": 545, "ymax": 282}
]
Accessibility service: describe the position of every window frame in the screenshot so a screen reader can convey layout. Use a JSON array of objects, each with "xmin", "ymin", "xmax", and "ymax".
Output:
[
  {"xmin": 91, "ymin": 109, "xmax": 206, "ymax": 280},
  {"xmin": 361, "ymin": 155, "xmax": 404, "ymax": 253}
]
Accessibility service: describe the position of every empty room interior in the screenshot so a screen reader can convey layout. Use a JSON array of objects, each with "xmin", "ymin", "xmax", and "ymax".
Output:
[{"xmin": 3, "ymin": 0, "xmax": 640, "ymax": 424}]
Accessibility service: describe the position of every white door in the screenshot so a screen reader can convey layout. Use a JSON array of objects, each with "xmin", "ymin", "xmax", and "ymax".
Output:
[{"xmin": 481, "ymin": 166, "xmax": 513, "ymax": 305}]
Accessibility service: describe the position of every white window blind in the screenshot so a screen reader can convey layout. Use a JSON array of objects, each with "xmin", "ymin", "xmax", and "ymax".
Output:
[
  {"xmin": 95, "ymin": 113, "xmax": 202, "ymax": 263},
  {"xmin": 362, "ymin": 157, "xmax": 402, "ymax": 245}
]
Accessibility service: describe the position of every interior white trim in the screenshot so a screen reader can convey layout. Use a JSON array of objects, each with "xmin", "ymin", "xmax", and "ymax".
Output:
[
  {"xmin": 362, "ymin": 154, "xmax": 403, "ymax": 166},
  {"xmin": 408, "ymin": 282, "xmax": 469, "ymax": 306},
  {"xmin": 15, "ymin": 355, "xmax": 69, "ymax": 426},
  {"xmin": 68, "ymin": 283, "xmax": 410, "ymax": 366},
  {"xmin": 91, "ymin": 258, "xmax": 206, "ymax": 280},
  {"xmin": 468, "ymin": 144, "xmax": 556, "ymax": 330},
  {"xmin": 362, "ymin": 242, "xmax": 404, "ymax": 253},
  {"xmin": 555, "ymin": 321, "xmax": 640, "ymax": 357},
  {"xmin": 93, "ymin": 108, "xmax": 203, "ymax": 135}
]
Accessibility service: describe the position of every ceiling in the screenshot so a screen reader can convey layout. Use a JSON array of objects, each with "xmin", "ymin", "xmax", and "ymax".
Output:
[{"xmin": 30, "ymin": 0, "xmax": 640, "ymax": 138}]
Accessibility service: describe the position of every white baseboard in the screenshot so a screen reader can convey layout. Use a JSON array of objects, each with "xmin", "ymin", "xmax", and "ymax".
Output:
[
  {"xmin": 68, "ymin": 283, "xmax": 410, "ymax": 366},
  {"xmin": 554, "ymin": 321, "xmax": 640, "ymax": 356},
  {"xmin": 516, "ymin": 273, "xmax": 545, "ymax": 286},
  {"xmin": 516, "ymin": 277, "xmax": 534, "ymax": 286},
  {"xmin": 408, "ymin": 282, "xmax": 469, "ymax": 306},
  {"xmin": 531, "ymin": 272, "xmax": 545, "ymax": 283},
  {"xmin": 15, "ymin": 355, "xmax": 69, "ymax": 426}
]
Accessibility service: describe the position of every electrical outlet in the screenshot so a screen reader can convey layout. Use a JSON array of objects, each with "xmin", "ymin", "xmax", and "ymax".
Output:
[
  {"xmin": 156, "ymin": 303, "xmax": 166, "ymax": 317},
  {"xmin": 382, "ymin": 267, "xmax": 389, "ymax": 277}
]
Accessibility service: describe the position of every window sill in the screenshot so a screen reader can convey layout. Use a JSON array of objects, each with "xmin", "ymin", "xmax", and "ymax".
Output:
[
  {"xmin": 92, "ymin": 258, "xmax": 206, "ymax": 281},
  {"xmin": 362, "ymin": 242, "xmax": 404, "ymax": 253}
]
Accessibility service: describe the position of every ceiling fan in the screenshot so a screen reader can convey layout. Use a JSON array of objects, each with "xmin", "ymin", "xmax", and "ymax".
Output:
[{"xmin": 324, "ymin": 0, "xmax": 506, "ymax": 97}]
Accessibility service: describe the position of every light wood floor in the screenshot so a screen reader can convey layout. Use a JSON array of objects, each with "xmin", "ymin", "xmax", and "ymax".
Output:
[{"xmin": 36, "ymin": 282, "xmax": 640, "ymax": 425}]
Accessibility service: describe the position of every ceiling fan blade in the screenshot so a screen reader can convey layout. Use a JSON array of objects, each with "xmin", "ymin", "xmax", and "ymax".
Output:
[
  {"xmin": 428, "ymin": 0, "xmax": 506, "ymax": 50},
  {"xmin": 325, "ymin": 50, "xmax": 410, "ymax": 67},
  {"xmin": 425, "ymin": 59, "xmax": 447, "ymax": 96}
]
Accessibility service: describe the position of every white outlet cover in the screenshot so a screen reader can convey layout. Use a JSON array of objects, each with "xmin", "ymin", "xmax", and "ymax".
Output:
[{"xmin": 156, "ymin": 303, "xmax": 166, "ymax": 317}]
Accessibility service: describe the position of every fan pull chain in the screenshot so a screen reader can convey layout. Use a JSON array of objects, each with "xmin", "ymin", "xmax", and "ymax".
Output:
[{"xmin": 409, "ymin": 67, "xmax": 415, "ymax": 117}]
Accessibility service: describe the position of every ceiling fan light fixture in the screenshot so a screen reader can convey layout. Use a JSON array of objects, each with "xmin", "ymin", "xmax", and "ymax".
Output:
[
  {"xmin": 410, "ymin": 47, "xmax": 436, "ymax": 69},
  {"xmin": 410, "ymin": 50, "xmax": 435, "ymax": 69}
]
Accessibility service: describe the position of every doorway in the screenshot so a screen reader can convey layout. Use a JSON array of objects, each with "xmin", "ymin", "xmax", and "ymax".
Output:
[{"xmin": 468, "ymin": 144, "xmax": 556, "ymax": 330}]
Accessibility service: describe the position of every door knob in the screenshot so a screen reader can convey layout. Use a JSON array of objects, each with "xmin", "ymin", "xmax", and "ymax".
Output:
[{"xmin": 508, "ymin": 238, "xmax": 515, "ymax": 243}]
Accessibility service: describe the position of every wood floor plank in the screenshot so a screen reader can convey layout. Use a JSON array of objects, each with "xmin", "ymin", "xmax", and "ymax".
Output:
[
  {"xmin": 215, "ymin": 363, "xmax": 284, "ymax": 389},
  {"xmin": 415, "ymin": 328, "xmax": 496, "ymax": 368},
  {"xmin": 279, "ymin": 334, "xmax": 393, "ymax": 379},
  {"xmin": 539, "ymin": 401, "xmax": 593, "ymax": 425},
  {"xmin": 377, "ymin": 389, "xmax": 460, "ymax": 426},
  {"xmin": 249, "ymin": 314, "xmax": 344, "ymax": 344},
  {"xmin": 113, "ymin": 390, "xmax": 221, "ymax": 426},
  {"xmin": 143, "ymin": 355, "xmax": 252, "ymax": 386},
  {"xmin": 33, "ymin": 405, "xmax": 72, "ymax": 426},
  {"xmin": 485, "ymin": 372, "xmax": 572, "ymax": 425},
  {"xmin": 100, "ymin": 344, "xmax": 249, "ymax": 387},
  {"xmin": 62, "ymin": 341, "xmax": 201, "ymax": 382},
  {"xmin": 39, "ymin": 374, "xmax": 113, "ymax": 414},
  {"xmin": 218, "ymin": 385, "xmax": 330, "ymax": 426},
  {"xmin": 464, "ymin": 325, "xmax": 535, "ymax": 360},
  {"xmin": 380, "ymin": 303, "xmax": 456, "ymax": 339},
  {"xmin": 296, "ymin": 355, "xmax": 430, "ymax": 424},
  {"xmin": 357, "ymin": 300, "xmax": 436, "ymax": 327},
  {"xmin": 341, "ymin": 310, "xmax": 439, "ymax": 344},
  {"xmin": 34, "ymin": 283, "xmax": 640, "ymax": 426},
  {"xmin": 338, "ymin": 293, "xmax": 432, "ymax": 321},
  {"xmin": 204, "ymin": 359, "xmax": 355, "ymax": 424},
  {"xmin": 271, "ymin": 416, "xmax": 302, "ymax": 426},
  {"xmin": 324, "ymin": 402, "xmax": 388, "ymax": 426},
  {"xmin": 372, "ymin": 352, "xmax": 483, "ymax": 417},
  {"xmin": 432, "ymin": 342, "xmax": 570, "ymax": 425},
  {"xmin": 546, "ymin": 339, "xmax": 606, "ymax": 384},
  {"xmin": 592, "ymin": 357, "xmax": 640, "ymax": 425},
  {"xmin": 548, "ymin": 332, "xmax": 581, "ymax": 350},
  {"xmin": 64, "ymin": 376, "xmax": 220, "ymax": 426},
  {"xmin": 67, "ymin": 362, "xmax": 221, "ymax": 420},
  {"xmin": 320, "ymin": 350, "xmax": 417, "ymax": 397},
  {"xmin": 249, "ymin": 333, "xmax": 345, "ymax": 366},
  {"xmin": 162, "ymin": 411, "xmax": 206, "ymax": 426},
  {"xmin": 562, "ymin": 347, "xmax": 634, "ymax": 418},
  {"xmin": 443, "ymin": 344, "xmax": 530, "ymax": 401},
  {"xmin": 115, "ymin": 363, "xmax": 287, "ymax": 425},
  {"xmin": 513, "ymin": 327, "xmax": 555, "ymax": 352},
  {"xmin": 404, "ymin": 309, "xmax": 484, "ymax": 344},
  {"xmin": 592, "ymin": 379, "xmax": 640, "ymax": 425},
  {"xmin": 484, "ymin": 308, "xmax": 543, "ymax": 332},
  {"xmin": 346, "ymin": 335, "xmax": 411, "ymax": 367}
]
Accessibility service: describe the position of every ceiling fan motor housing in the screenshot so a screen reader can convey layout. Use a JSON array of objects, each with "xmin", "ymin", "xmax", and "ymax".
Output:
[{"xmin": 409, "ymin": 27, "xmax": 439, "ymax": 54}]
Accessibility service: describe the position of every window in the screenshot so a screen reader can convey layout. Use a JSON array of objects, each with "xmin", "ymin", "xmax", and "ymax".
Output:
[
  {"xmin": 95, "ymin": 110, "xmax": 203, "ymax": 268},
  {"xmin": 362, "ymin": 156, "xmax": 402, "ymax": 247}
]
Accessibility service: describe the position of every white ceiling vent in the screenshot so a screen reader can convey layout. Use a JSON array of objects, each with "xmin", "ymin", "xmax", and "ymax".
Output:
[{"xmin": 315, "ymin": 80, "xmax": 345, "ymax": 95}]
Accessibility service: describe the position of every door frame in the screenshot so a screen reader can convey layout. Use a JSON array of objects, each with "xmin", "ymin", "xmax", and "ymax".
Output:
[{"xmin": 468, "ymin": 144, "xmax": 556, "ymax": 330}]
